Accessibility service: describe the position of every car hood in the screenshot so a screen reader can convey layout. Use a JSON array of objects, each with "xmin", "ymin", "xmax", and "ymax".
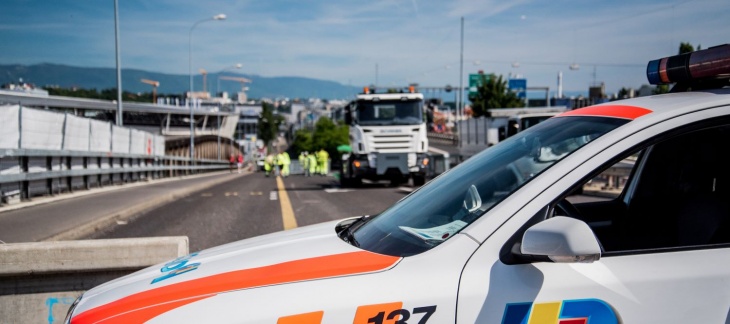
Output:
[{"xmin": 71, "ymin": 219, "xmax": 401, "ymax": 323}]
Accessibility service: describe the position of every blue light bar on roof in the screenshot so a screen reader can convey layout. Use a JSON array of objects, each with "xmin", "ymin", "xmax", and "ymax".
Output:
[{"xmin": 647, "ymin": 44, "xmax": 730, "ymax": 85}]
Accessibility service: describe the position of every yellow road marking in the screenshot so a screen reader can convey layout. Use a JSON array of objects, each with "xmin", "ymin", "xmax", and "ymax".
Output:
[{"xmin": 276, "ymin": 176, "xmax": 298, "ymax": 230}]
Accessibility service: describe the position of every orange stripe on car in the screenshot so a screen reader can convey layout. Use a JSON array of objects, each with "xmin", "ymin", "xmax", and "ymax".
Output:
[
  {"xmin": 557, "ymin": 105, "xmax": 652, "ymax": 120},
  {"xmin": 353, "ymin": 302, "xmax": 404, "ymax": 324},
  {"xmin": 277, "ymin": 311, "xmax": 325, "ymax": 324},
  {"xmin": 72, "ymin": 251, "xmax": 400, "ymax": 324}
]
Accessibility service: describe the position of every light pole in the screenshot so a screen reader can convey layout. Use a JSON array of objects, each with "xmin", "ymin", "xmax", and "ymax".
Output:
[
  {"xmin": 113, "ymin": 0, "xmax": 123, "ymax": 126},
  {"xmin": 189, "ymin": 13, "xmax": 226, "ymax": 164},
  {"xmin": 217, "ymin": 63, "xmax": 242, "ymax": 95}
]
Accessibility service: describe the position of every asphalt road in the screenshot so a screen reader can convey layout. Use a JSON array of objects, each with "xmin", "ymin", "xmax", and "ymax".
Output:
[
  {"xmin": 0, "ymin": 172, "xmax": 242, "ymax": 243},
  {"xmin": 85, "ymin": 173, "xmax": 409, "ymax": 252}
]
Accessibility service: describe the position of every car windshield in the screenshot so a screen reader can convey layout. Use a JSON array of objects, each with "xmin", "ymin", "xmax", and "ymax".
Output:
[
  {"xmin": 351, "ymin": 116, "xmax": 628, "ymax": 256},
  {"xmin": 356, "ymin": 100, "xmax": 423, "ymax": 126}
]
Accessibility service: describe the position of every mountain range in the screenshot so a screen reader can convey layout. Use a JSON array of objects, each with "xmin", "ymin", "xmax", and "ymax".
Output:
[{"xmin": 0, "ymin": 63, "xmax": 361, "ymax": 100}]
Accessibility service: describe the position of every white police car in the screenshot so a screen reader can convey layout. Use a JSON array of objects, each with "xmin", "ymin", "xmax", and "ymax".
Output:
[{"xmin": 67, "ymin": 44, "xmax": 730, "ymax": 323}]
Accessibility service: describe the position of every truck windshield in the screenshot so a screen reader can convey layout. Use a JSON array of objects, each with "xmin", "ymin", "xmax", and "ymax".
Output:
[
  {"xmin": 350, "ymin": 116, "xmax": 628, "ymax": 257},
  {"xmin": 356, "ymin": 100, "xmax": 423, "ymax": 126}
]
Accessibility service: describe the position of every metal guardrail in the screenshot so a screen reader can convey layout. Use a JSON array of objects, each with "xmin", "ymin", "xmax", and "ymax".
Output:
[
  {"xmin": 0, "ymin": 149, "xmax": 229, "ymax": 204},
  {"xmin": 427, "ymin": 132, "xmax": 459, "ymax": 146}
]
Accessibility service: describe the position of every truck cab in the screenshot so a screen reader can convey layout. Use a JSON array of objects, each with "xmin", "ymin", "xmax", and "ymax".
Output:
[{"xmin": 341, "ymin": 87, "xmax": 429, "ymax": 186}]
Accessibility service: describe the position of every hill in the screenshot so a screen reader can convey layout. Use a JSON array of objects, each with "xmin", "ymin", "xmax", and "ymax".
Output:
[{"xmin": 0, "ymin": 63, "xmax": 361, "ymax": 100}]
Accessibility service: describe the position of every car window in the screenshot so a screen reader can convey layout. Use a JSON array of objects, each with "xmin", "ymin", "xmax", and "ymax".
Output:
[
  {"xmin": 351, "ymin": 116, "xmax": 628, "ymax": 257},
  {"xmin": 561, "ymin": 121, "xmax": 730, "ymax": 253}
]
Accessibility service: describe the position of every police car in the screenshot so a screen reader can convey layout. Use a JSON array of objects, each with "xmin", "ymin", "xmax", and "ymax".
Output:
[{"xmin": 67, "ymin": 44, "xmax": 730, "ymax": 324}]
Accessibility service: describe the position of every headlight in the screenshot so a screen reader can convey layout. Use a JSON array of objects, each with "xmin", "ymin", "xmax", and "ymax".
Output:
[{"xmin": 64, "ymin": 295, "xmax": 82, "ymax": 324}]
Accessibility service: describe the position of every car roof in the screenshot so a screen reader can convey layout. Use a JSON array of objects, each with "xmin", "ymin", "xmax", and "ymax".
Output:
[{"xmin": 559, "ymin": 88, "xmax": 730, "ymax": 124}]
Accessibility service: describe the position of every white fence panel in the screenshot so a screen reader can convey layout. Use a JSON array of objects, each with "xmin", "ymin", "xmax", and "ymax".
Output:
[
  {"xmin": 130, "ymin": 130, "xmax": 146, "ymax": 155},
  {"xmin": 144, "ymin": 133, "xmax": 154, "ymax": 156},
  {"xmin": 89, "ymin": 120, "xmax": 112, "ymax": 152},
  {"xmin": 111, "ymin": 126, "xmax": 130, "ymax": 154},
  {"xmin": 0, "ymin": 105, "xmax": 20, "ymax": 149},
  {"xmin": 155, "ymin": 136, "xmax": 165, "ymax": 156},
  {"xmin": 63, "ymin": 114, "xmax": 90, "ymax": 151},
  {"xmin": 20, "ymin": 108, "xmax": 64, "ymax": 150}
]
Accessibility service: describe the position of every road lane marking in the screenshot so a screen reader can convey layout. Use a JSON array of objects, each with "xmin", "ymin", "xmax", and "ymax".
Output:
[
  {"xmin": 201, "ymin": 193, "xmax": 213, "ymax": 197},
  {"xmin": 269, "ymin": 191, "xmax": 278, "ymax": 200},
  {"xmin": 250, "ymin": 191, "xmax": 263, "ymax": 196},
  {"xmin": 276, "ymin": 176, "xmax": 298, "ymax": 230},
  {"xmin": 324, "ymin": 188, "xmax": 353, "ymax": 193}
]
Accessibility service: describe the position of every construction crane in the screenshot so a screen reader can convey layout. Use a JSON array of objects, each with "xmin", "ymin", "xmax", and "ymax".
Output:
[
  {"xmin": 219, "ymin": 75, "xmax": 252, "ymax": 91},
  {"xmin": 220, "ymin": 76, "xmax": 253, "ymax": 104},
  {"xmin": 140, "ymin": 79, "xmax": 160, "ymax": 103}
]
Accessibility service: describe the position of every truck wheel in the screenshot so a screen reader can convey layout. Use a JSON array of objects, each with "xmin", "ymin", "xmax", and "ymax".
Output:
[
  {"xmin": 340, "ymin": 174, "xmax": 350, "ymax": 187},
  {"xmin": 413, "ymin": 175, "xmax": 426, "ymax": 187}
]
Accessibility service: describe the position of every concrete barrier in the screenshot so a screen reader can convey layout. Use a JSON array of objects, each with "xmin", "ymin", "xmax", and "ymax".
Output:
[{"xmin": 0, "ymin": 236, "xmax": 188, "ymax": 323}]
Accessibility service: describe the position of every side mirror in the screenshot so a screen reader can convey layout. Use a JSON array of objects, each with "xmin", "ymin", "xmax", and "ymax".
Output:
[
  {"xmin": 520, "ymin": 216, "xmax": 601, "ymax": 263},
  {"xmin": 463, "ymin": 185, "xmax": 482, "ymax": 213},
  {"xmin": 345, "ymin": 104, "xmax": 353, "ymax": 125}
]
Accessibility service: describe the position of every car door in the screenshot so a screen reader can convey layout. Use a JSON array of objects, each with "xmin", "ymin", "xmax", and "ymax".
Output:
[{"xmin": 456, "ymin": 106, "xmax": 730, "ymax": 323}]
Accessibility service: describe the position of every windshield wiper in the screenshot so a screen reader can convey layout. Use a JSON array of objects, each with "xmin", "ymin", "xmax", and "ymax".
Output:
[{"xmin": 340, "ymin": 215, "xmax": 370, "ymax": 247}]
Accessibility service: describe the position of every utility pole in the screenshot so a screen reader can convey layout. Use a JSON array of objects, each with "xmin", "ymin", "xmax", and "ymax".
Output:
[
  {"xmin": 113, "ymin": 0, "xmax": 123, "ymax": 126},
  {"xmin": 458, "ymin": 16, "xmax": 464, "ymax": 124}
]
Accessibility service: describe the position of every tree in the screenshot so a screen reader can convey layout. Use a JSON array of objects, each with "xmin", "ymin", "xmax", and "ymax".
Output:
[
  {"xmin": 653, "ymin": 84, "xmax": 669, "ymax": 95},
  {"xmin": 468, "ymin": 73, "xmax": 524, "ymax": 117},
  {"xmin": 311, "ymin": 117, "xmax": 349, "ymax": 157},
  {"xmin": 289, "ymin": 129, "xmax": 313, "ymax": 155},
  {"xmin": 679, "ymin": 42, "xmax": 694, "ymax": 54},
  {"xmin": 617, "ymin": 87, "xmax": 632, "ymax": 99},
  {"xmin": 257, "ymin": 102, "xmax": 285, "ymax": 151}
]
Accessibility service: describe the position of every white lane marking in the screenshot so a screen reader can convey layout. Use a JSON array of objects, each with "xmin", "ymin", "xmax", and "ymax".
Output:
[
  {"xmin": 398, "ymin": 187, "xmax": 414, "ymax": 193},
  {"xmin": 270, "ymin": 191, "xmax": 278, "ymax": 200},
  {"xmin": 325, "ymin": 188, "xmax": 353, "ymax": 193}
]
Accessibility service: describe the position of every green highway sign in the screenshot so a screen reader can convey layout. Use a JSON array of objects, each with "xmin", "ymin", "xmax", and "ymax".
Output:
[{"xmin": 468, "ymin": 73, "xmax": 490, "ymax": 97}]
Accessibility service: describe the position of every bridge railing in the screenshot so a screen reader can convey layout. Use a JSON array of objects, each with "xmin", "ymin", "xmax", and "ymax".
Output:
[
  {"xmin": 0, "ymin": 149, "xmax": 230, "ymax": 205},
  {"xmin": 0, "ymin": 104, "xmax": 228, "ymax": 205}
]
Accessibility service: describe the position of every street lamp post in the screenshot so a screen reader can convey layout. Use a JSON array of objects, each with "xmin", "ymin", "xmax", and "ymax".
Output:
[
  {"xmin": 188, "ymin": 13, "xmax": 226, "ymax": 164},
  {"xmin": 113, "ymin": 0, "xmax": 123, "ymax": 126}
]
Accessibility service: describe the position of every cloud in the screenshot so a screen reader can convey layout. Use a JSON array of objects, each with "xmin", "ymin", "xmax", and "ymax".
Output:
[
  {"xmin": 448, "ymin": 0, "xmax": 532, "ymax": 18},
  {"xmin": 1, "ymin": 0, "xmax": 729, "ymax": 94}
]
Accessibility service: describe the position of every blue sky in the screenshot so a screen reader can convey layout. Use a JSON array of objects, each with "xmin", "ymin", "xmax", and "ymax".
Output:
[{"xmin": 1, "ymin": 0, "xmax": 728, "ymax": 96}]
